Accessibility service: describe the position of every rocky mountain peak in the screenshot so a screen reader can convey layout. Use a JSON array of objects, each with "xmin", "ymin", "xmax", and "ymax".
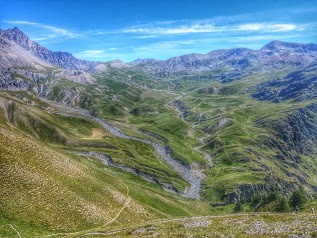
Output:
[
  {"xmin": 0, "ymin": 27, "xmax": 34, "ymax": 50},
  {"xmin": 261, "ymin": 40, "xmax": 317, "ymax": 53},
  {"xmin": 1, "ymin": 26, "xmax": 23, "ymax": 36},
  {"xmin": 0, "ymin": 27, "xmax": 102, "ymax": 71},
  {"xmin": 12, "ymin": 26, "xmax": 23, "ymax": 33}
]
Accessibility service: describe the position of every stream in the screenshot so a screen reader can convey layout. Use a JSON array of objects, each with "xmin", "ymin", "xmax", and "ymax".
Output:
[{"xmin": 50, "ymin": 103, "xmax": 204, "ymax": 199}]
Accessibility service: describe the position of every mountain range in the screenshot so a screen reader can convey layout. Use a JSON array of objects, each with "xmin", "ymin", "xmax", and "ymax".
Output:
[{"xmin": 1, "ymin": 27, "xmax": 317, "ymax": 237}]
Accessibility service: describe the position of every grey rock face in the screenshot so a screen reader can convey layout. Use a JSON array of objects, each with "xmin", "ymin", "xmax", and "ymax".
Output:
[
  {"xmin": 72, "ymin": 151, "xmax": 179, "ymax": 193},
  {"xmin": 262, "ymin": 104, "xmax": 317, "ymax": 155},
  {"xmin": 0, "ymin": 28, "xmax": 99, "ymax": 93},
  {"xmin": 199, "ymin": 86, "xmax": 219, "ymax": 94},
  {"xmin": 0, "ymin": 67, "xmax": 46, "ymax": 91},
  {"xmin": 0, "ymin": 77, "xmax": 31, "ymax": 91},
  {"xmin": 253, "ymin": 60, "xmax": 317, "ymax": 102},
  {"xmin": 170, "ymin": 100, "xmax": 189, "ymax": 112},
  {"xmin": 0, "ymin": 27, "xmax": 102, "ymax": 72}
]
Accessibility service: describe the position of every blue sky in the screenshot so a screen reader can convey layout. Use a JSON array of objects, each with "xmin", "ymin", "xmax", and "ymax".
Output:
[{"xmin": 1, "ymin": 0, "xmax": 317, "ymax": 62}]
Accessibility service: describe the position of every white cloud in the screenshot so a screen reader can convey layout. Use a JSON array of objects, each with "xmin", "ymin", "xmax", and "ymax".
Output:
[
  {"xmin": 122, "ymin": 21, "xmax": 301, "ymax": 35},
  {"xmin": 236, "ymin": 23, "xmax": 297, "ymax": 32},
  {"xmin": 123, "ymin": 23, "xmax": 219, "ymax": 34},
  {"xmin": 4, "ymin": 20, "xmax": 78, "ymax": 39},
  {"xmin": 76, "ymin": 50, "xmax": 105, "ymax": 58},
  {"xmin": 232, "ymin": 34, "xmax": 302, "ymax": 42},
  {"xmin": 135, "ymin": 34, "xmax": 159, "ymax": 39},
  {"xmin": 75, "ymin": 49, "xmax": 121, "ymax": 59},
  {"xmin": 79, "ymin": 50, "xmax": 105, "ymax": 54}
]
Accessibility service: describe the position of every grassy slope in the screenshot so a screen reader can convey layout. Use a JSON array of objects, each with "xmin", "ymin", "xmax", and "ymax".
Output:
[
  {"xmin": 48, "ymin": 76, "xmax": 205, "ymax": 166},
  {"xmin": 168, "ymin": 71, "xmax": 317, "ymax": 202},
  {"xmin": 98, "ymin": 67, "xmax": 315, "ymax": 203},
  {"xmin": 1, "ymin": 64, "xmax": 317, "ymax": 237},
  {"xmin": 43, "ymin": 67, "xmax": 317, "ymax": 203},
  {"xmin": 0, "ymin": 94, "xmax": 211, "ymax": 237}
]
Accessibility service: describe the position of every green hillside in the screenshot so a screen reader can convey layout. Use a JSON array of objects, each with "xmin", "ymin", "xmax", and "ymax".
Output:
[{"xmin": 0, "ymin": 92, "xmax": 211, "ymax": 237}]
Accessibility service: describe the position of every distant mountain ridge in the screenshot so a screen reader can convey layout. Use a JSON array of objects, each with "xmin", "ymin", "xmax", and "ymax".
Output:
[
  {"xmin": 130, "ymin": 40, "xmax": 317, "ymax": 77},
  {"xmin": 260, "ymin": 40, "xmax": 317, "ymax": 52},
  {"xmin": 1, "ymin": 27, "xmax": 317, "ymax": 77}
]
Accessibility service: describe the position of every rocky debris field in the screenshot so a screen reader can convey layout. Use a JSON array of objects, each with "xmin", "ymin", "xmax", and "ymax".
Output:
[{"xmin": 96, "ymin": 213, "xmax": 317, "ymax": 237}]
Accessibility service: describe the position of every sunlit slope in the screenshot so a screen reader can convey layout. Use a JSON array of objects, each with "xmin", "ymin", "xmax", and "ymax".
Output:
[
  {"xmin": 43, "ymin": 67, "xmax": 317, "ymax": 205},
  {"xmin": 0, "ymin": 95, "xmax": 211, "ymax": 238},
  {"xmin": 165, "ymin": 73, "xmax": 317, "ymax": 203}
]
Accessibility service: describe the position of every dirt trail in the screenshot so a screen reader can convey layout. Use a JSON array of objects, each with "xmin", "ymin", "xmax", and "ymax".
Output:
[
  {"xmin": 72, "ymin": 180, "xmax": 131, "ymax": 238},
  {"xmin": 1, "ymin": 224, "xmax": 22, "ymax": 238},
  {"xmin": 102, "ymin": 179, "xmax": 131, "ymax": 227},
  {"xmin": 40, "ymin": 179, "xmax": 131, "ymax": 238}
]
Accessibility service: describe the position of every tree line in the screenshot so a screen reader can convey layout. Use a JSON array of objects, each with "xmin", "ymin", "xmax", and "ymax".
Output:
[{"xmin": 233, "ymin": 188, "xmax": 314, "ymax": 213}]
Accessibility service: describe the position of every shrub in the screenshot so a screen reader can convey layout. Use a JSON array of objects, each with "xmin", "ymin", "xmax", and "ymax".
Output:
[
  {"xmin": 274, "ymin": 197, "xmax": 290, "ymax": 212},
  {"xmin": 233, "ymin": 202, "xmax": 244, "ymax": 213},
  {"xmin": 311, "ymin": 231, "xmax": 317, "ymax": 238},
  {"xmin": 289, "ymin": 188, "xmax": 308, "ymax": 210},
  {"xmin": 267, "ymin": 192, "xmax": 278, "ymax": 203},
  {"xmin": 250, "ymin": 194, "xmax": 262, "ymax": 209}
]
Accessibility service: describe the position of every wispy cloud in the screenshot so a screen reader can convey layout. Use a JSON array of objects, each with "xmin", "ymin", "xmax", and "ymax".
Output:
[
  {"xmin": 236, "ymin": 23, "xmax": 299, "ymax": 32},
  {"xmin": 78, "ymin": 50, "xmax": 106, "ymax": 55},
  {"xmin": 122, "ymin": 21, "xmax": 302, "ymax": 35},
  {"xmin": 231, "ymin": 34, "xmax": 303, "ymax": 42},
  {"xmin": 4, "ymin": 20, "xmax": 78, "ymax": 40},
  {"xmin": 123, "ymin": 23, "xmax": 217, "ymax": 34},
  {"xmin": 75, "ymin": 49, "xmax": 120, "ymax": 59}
]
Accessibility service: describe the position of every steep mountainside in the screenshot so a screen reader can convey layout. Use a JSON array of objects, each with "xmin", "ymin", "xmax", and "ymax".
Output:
[
  {"xmin": 0, "ymin": 27, "xmax": 129, "ymax": 73},
  {"xmin": 0, "ymin": 27, "xmax": 99, "ymax": 71},
  {"xmin": 0, "ymin": 29, "xmax": 98, "ymax": 94},
  {"xmin": 253, "ymin": 60, "xmax": 317, "ymax": 102}
]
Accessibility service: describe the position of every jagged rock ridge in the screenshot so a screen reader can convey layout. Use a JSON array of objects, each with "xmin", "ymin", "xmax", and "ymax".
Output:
[{"xmin": 0, "ymin": 27, "xmax": 99, "ymax": 71}]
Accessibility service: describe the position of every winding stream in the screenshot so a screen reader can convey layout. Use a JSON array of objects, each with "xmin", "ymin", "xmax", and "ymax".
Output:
[{"xmin": 51, "ymin": 103, "xmax": 204, "ymax": 199}]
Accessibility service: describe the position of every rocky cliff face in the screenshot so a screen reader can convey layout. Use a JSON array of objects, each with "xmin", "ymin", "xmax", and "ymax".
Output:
[
  {"xmin": 253, "ymin": 60, "xmax": 317, "ymax": 102},
  {"xmin": 0, "ymin": 28, "xmax": 98, "ymax": 93},
  {"xmin": 0, "ymin": 67, "xmax": 47, "ymax": 91},
  {"xmin": 250, "ymin": 104, "xmax": 317, "ymax": 192},
  {"xmin": 0, "ymin": 27, "xmax": 103, "ymax": 72},
  {"xmin": 259, "ymin": 104, "xmax": 317, "ymax": 156},
  {"xmin": 219, "ymin": 104, "xmax": 317, "ymax": 203}
]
